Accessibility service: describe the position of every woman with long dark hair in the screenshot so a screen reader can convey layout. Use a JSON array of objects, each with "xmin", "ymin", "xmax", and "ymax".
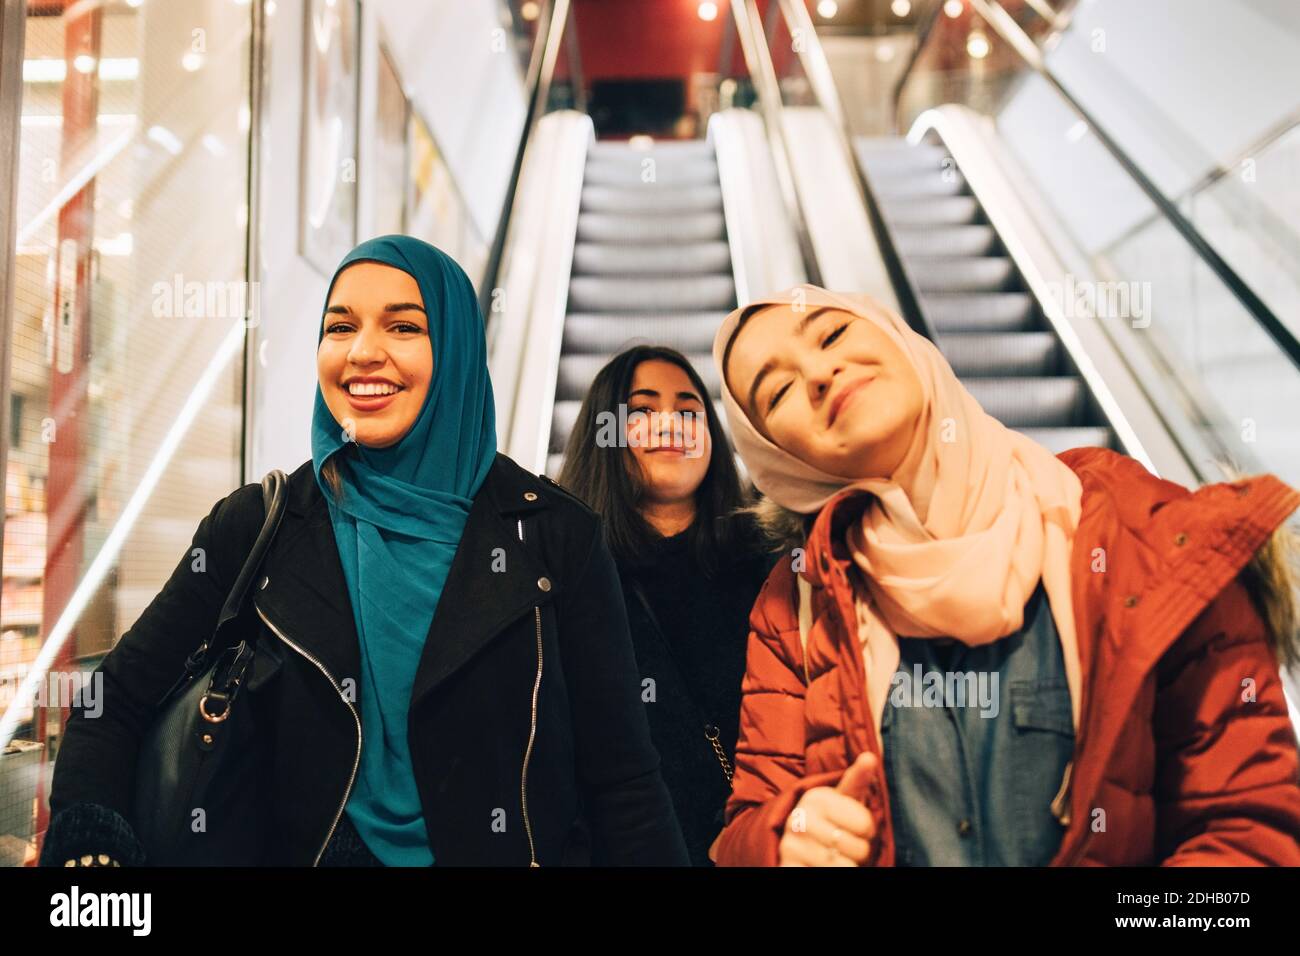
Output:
[{"xmin": 559, "ymin": 345, "xmax": 776, "ymax": 866}]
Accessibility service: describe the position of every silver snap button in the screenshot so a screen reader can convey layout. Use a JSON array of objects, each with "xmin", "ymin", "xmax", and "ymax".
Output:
[
  {"xmin": 537, "ymin": 577, "xmax": 551, "ymax": 592},
  {"xmin": 524, "ymin": 491, "xmax": 538, "ymax": 502}
]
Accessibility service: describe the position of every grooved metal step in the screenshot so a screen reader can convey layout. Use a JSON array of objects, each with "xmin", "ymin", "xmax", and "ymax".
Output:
[
  {"xmin": 893, "ymin": 225, "xmax": 998, "ymax": 257},
  {"xmin": 561, "ymin": 313, "xmax": 728, "ymax": 354},
  {"xmin": 572, "ymin": 241, "xmax": 732, "ymax": 276},
  {"xmin": 921, "ymin": 293, "xmax": 1038, "ymax": 333},
  {"xmin": 879, "ymin": 195, "xmax": 981, "ymax": 226},
  {"xmin": 908, "ymin": 257, "xmax": 1016, "ymax": 293},
  {"xmin": 935, "ymin": 332, "xmax": 1061, "ymax": 377},
  {"xmin": 567, "ymin": 275, "xmax": 735, "ymax": 313},
  {"xmin": 576, "ymin": 211, "xmax": 726, "ymax": 243},
  {"xmin": 582, "ymin": 158, "xmax": 721, "ymax": 187},
  {"xmin": 965, "ymin": 377, "xmax": 1086, "ymax": 428}
]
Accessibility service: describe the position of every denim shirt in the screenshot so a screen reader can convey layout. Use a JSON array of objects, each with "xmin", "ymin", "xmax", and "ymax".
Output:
[{"xmin": 880, "ymin": 580, "xmax": 1074, "ymax": 866}]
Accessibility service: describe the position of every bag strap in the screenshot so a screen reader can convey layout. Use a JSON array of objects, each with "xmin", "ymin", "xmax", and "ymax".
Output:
[
  {"xmin": 796, "ymin": 573, "xmax": 813, "ymax": 686},
  {"xmin": 215, "ymin": 469, "xmax": 289, "ymax": 633}
]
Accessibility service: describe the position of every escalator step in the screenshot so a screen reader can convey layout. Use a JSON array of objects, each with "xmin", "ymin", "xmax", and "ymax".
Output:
[
  {"xmin": 909, "ymin": 257, "xmax": 1016, "ymax": 293},
  {"xmin": 568, "ymin": 274, "xmax": 736, "ymax": 313},
  {"xmin": 588, "ymin": 139, "xmax": 716, "ymax": 159},
  {"xmin": 964, "ymin": 377, "xmax": 1086, "ymax": 428},
  {"xmin": 562, "ymin": 313, "xmax": 729, "ymax": 354},
  {"xmin": 921, "ymin": 293, "xmax": 1038, "ymax": 333},
  {"xmin": 576, "ymin": 211, "xmax": 726, "ymax": 243},
  {"xmin": 935, "ymin": 332, "xmax": 1060, "ymax": 377},
  {"xmin": 879, "ymin": 195, "xmax": 981, "ymax": 227},
  {"xmin": 865, "ymin": 167, "xmax": 967, "ymax": 198},
  {"xmin": 855, "ymin": 138, "xmax": 950, "ymax": 169},
  {"xmin": 893, "ymin": 225, "xmax": 998, "ymax": 257},
  {"xmin": 572, "ymin": 241, "xmax": 732, "ymax": 276},
  {"xmin": 1016, "ymin": 427, "xmax": 1113, "ymax": 453},
  {"xmin": 580, "ymin": 183, "xmax": 724, "ymax": 214},
  {"xmin": 583, "ymin": 157, "xmax": 721, "ymax": 187},
  {"xmin": 556, "ymin": 352, "xmax": 721, "ymax": 402}
]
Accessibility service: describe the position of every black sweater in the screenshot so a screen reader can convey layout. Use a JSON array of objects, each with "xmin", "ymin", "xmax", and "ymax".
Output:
[{"xmin": 616, "ymin": 517, "xmax": 777, "ymax": 866}]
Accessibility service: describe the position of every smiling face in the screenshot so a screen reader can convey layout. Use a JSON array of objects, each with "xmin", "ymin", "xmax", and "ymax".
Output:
[
  {"xmin": 723, "ymin": 303, "xmax": 924, "ymax": 480},
  {"xmin": 625, "ymin": 358, "xmax": 712, "ymax": 506},
  {"xmin": 317, "ymin": 261, "xmax": 433, "ymax": 448}
]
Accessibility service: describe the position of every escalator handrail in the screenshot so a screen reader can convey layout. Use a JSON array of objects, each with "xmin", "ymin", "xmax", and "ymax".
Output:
[
  {"xmin": 903, "ymin": 0, "xmax": 1300, "ymax": 375},
  {"xmin": 891, "ymin": 0, "xmax": 946, "ymax": 134},
  {"xmin": 729, "ymin": 0, "xmax": 824, "ymax": 288},
  {"xmin": 774, "ymin": 0, "xmax": 929, "ymax": 336},
  {"xmin": 477, "ymin": 0, "xmax": 573, "ymax": 323}
]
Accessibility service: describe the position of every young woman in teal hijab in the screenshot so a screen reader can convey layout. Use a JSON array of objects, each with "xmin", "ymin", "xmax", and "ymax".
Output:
[
  {"xmin": 311, "ymin": 235, "xmax": 496, "ymax": 865},
  {"xmin": 40, "ymin": 233, "xmax": 688, "ymax": 867}
]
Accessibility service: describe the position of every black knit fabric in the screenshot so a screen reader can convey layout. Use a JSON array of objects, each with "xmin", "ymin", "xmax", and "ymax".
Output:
[
  {"xmin": 318, "ymin": 809, "xmax": 385, "ymax": 866},
  {"xmin": 617, "ymin": 516, "xmax": 776, "ymax": 866},
  {"xmin": 38, "ymin": 802, "xmax": 147, "ymax": 867}
]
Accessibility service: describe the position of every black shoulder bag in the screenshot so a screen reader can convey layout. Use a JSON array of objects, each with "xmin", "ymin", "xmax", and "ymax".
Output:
[{"xmin": 130, "ymin": 469, "xmax": 288, "ymax": 865}]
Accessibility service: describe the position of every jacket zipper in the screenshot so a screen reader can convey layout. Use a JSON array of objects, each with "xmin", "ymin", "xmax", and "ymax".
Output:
[
  {"xmin": 518, "ymin": 516, "xmax": 541, "ymax": 867},
  {"xmin": 521, "ymin": 605, "xmax": 543, "ymax": 867},
  {"xmin": 255, "ymin": 603, "xmax": 363, "ymax": 867}
]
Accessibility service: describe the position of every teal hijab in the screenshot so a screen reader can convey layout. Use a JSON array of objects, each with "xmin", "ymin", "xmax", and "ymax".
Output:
[{"xmin": 310, "ymin": 235, "xmax": 496, "ymax": 866}]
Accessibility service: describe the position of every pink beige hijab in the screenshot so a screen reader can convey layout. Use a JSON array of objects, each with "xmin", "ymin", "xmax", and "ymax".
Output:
[{"xmin": 713, "ymin": 285, "xmax": 1084, "ymax": 734}]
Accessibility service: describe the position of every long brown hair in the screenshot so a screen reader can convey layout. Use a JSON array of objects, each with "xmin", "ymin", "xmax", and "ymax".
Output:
[{"xmin": 557, "ymin": 345, "xmax": 758, "ymax": 576}]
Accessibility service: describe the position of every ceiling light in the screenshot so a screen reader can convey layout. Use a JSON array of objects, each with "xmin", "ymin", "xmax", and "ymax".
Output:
[
  {"xmin": 967, "ymin": 29, "xmax": 990, "ymax": 58},
  {"xmin": 891, "ymin": 0, "xmax": 912, "ymax": 16},
  {"xmin": 817, "ymin": 0, "xmax": 839, "ymax": 17},
  {"xmin": 698, "ymin": 2, "xmax": 718, "ymax": 21},
  {"xmin": 944, "ymin": 0, "xmax": 964, "ymax": 17},
  {"xmin": 520, "ymin": 1, "xmax": 540, "ymax": 20}
]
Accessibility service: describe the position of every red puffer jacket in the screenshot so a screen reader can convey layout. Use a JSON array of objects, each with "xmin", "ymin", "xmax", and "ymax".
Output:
[{"xmin": 716, "ymin": 447, "xmax": 1300, "ymax": 866}]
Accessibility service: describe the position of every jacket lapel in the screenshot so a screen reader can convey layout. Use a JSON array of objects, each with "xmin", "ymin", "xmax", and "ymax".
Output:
[
  {"xmin": 408, "ymin": 455, "xmax": 552, "ymax": 707},
  {"xmin": 252, "ymin": 465, "xmax": 363, "ymax": 688}
]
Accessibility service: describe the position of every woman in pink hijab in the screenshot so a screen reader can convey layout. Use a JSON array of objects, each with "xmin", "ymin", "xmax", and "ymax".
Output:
[{"xmin": 712, "ymin": 284, "xmax": 1300, "ymax": 867}]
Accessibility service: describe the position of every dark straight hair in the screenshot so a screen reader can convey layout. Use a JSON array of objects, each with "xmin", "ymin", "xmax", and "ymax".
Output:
[{"xmin": 557, "ymin": 345, "xmax": 755, "ymax": 576}]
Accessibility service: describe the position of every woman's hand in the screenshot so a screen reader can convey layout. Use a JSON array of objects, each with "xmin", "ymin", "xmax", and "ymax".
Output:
[{"xmin": 779, "ymin": 752, "xmax": 879, "ymax": 866}]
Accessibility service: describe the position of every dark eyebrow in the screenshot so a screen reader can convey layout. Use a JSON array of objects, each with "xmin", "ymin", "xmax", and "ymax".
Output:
[
  {"xmin": 744, "ymin": 307, "xmax": 832, "ymax": 415},
  {"xmin": 795, "ymin": 306, "xmax": 830, "ymax": 335},
  {"xmin": 628, "ymin": 388, "xmax": 704, "ymax": 403},
  {"xmin": 384, "ymin": 302, "xmax": 426, "ymax": 315},
  {"xmin": 322, "ymin": 303, "xmax": 427, "ymax": 317}
]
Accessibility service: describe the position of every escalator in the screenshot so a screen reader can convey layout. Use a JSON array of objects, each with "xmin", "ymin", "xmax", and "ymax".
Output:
[
  {"xmin": 546, "ymin": 140, "xmax": 738, "ymax": 476},
  {"xmin": 854, "ymin": 136, "xmax": 1115, "ymax": 454}
]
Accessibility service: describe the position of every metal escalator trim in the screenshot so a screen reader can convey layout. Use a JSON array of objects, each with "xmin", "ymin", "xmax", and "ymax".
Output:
[{"xmin": 965, "ymin": 0, "xmax": 1300, "ymax": 378}]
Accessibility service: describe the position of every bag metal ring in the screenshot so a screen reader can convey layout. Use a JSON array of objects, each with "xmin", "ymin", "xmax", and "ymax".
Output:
[{"xmin": 198, "ymin": 693, "xmax": 230, "ymax": 723}]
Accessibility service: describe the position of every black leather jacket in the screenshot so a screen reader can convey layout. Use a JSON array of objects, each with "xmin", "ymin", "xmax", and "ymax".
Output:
[{"xmin": 41, "ymin": 453, "xmax": 688, "ymax": 866}]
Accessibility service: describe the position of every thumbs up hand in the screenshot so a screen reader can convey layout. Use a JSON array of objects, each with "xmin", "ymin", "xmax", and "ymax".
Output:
[{"xmin": 779, "ymin": 752, "xmax": 880, "ymax": 867}]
